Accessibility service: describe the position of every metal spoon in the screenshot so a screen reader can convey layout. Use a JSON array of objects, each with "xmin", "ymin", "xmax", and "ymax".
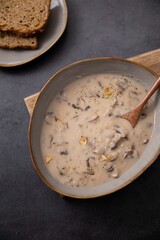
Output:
[{"xmin": 122, "ymin": 76, "xmax": 160, "ymax": 128}]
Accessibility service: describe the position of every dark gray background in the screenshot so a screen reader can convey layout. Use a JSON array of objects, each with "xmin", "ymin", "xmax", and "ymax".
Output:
[{"xmin": 0, "ymin": 0, "xmax": 160, "ymax": 239}]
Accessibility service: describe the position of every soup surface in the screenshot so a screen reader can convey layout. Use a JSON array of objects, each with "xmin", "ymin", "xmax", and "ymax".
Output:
[{"xmin": 40, "ymin": 73, "xmax": 154, "ymax": 187}]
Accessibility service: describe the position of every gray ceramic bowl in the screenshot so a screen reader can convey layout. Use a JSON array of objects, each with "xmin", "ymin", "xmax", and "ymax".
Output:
[{"xmin": 29, "ymin": 58, "xmax": 160, "ymax": 198}]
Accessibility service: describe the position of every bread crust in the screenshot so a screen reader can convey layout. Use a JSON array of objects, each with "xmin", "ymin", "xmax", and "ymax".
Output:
[{"xmin": 0, "ymin": 31, "xmax": 38, "ymax": 49}]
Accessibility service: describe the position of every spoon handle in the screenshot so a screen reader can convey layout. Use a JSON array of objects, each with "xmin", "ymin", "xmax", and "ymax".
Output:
[{"xmin": 138, "ymin": 77, "xmax": 160, "ymax": 109}]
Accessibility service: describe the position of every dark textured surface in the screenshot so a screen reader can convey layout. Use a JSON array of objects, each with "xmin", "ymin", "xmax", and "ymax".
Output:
[{"xmin": 0, "ymin": 0, "xmax": 160, "ymax": 239}]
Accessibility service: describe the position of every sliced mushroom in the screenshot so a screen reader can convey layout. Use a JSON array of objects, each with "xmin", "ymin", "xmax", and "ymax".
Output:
[
  {"xmin": 109, "ymin": 131, "xmax": 126, "ymax": 149},
  {"xmin": 44, "ymin": 112, "xmax": 54, "ymax": 125},
  {"xmin": 123, "ymin": 144, "xmax": 134, "ymax": 158},
  {"xmin": 111, "ymin": 169, "xmax": 119, "ymax": 178},
  {"xmin": 123, "ymin": 145, "xmax": 138, "ymax": 159},
  {"xmin": 54, "ymin": 116, "xmax": 69, "ymax": 131},
  {"xmin": 123, "ymin": 150, "xmax": 133, "ymax": 159},
  {"xmin": 106, "ymin": 162, "xmax": 114, "ymax": 172},
  {"xmin": 86, "ymin": 157, "xmax": 95, "ymax": 168},
  {"xmin": 88, "ymin": 115, "xmax": 99, "ymax": 123},
  {"xmin": 109, "ymin": 141, "xmax": 117, "ymax": 149},
  {"xmin": 143, "ymin": 139, "xmax": 149, "ymax": 144}
]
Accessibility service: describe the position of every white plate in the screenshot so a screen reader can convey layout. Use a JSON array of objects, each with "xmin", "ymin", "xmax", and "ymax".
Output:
[{"xmin": 0, "ymin": 0, "xmax": 68, "ymax": 67}]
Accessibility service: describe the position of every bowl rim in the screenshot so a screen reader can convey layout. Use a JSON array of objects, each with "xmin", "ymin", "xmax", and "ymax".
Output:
[{"xmin": 28, "ymin": 57, "xmax": 160, "ymax": 198}]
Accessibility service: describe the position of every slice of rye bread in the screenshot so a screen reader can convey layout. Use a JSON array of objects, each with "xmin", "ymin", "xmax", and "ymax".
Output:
[
  {"xmin": 0, "ymin": 31, "xmax": 38, "ymax": 49},
  {"xmin": 0, "ymin": 0, "xmax": 51, "ymax": 37}
]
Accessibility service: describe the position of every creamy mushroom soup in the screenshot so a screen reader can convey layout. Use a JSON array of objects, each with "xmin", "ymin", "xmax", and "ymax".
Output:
[{"xmin": 40, "ymin": 73, "xmax": 154, "ymax": 187}]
